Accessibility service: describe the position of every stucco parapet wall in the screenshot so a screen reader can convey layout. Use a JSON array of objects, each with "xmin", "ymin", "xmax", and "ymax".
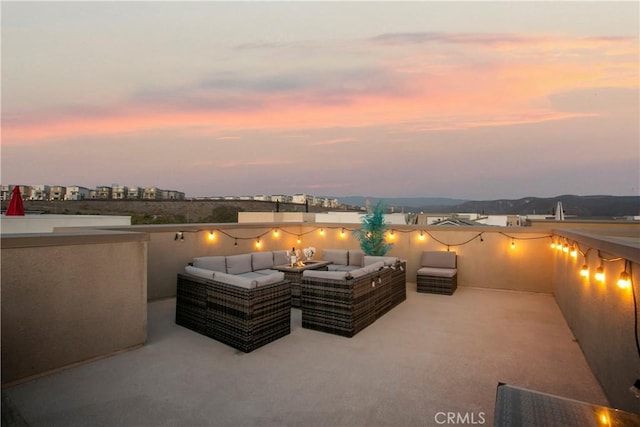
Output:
[
  {"xmin": 554, "ymin": 228, "xmax": 640, "ymax": 263},
  {"xmin": 102, "ymin": 223, "xmax": 556, "ymax": 235},
  {"xmin": 1, "ymin": 230, "xmax": 149, "ymax": 249}
]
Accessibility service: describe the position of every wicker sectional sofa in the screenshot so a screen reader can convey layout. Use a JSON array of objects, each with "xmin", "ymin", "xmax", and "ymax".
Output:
[
  {"xmin": 301, "ymin": 253, "xmax": 406, "ymax": 337},
  {"xmin": 176, "ymin": 251, "xmax": 292, "ymax": 352}
]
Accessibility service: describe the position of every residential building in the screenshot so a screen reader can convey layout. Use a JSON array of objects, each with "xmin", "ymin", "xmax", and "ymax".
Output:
[
  {"xmin": 143, "ymin": 187, "xmax": 162, "ymax": 200},
  {"xmin": 112, "ymin": 185, "xmax": 128, "ymax": 200},
  {"xmin": 49, "ymin": 186, "xmax": 67, "ymax": 201},
  {"xmin": 65, "ymin": 186, "xmax": 91, "ymax": 200},
  {"xmin": 30, "ymin": 185, "xmax": 50, "ymax": 200},
  {"xmin": 162, "ymin": 190, "xmax": 185, "ymax": 200},
  {"xmin": 0, "ymin": 185, "xmax": 10, "ymax": 201},
  {"xmin": 292, "ymin": 193, "xmax": 311, "ymax": 204},
  {"xmin": 95, "ymin": 186, "xmax": 112, "ymax": 200},
  {"xmin": 127, "ymin": 186, "xmax": 143, "ymax": 200},
  {"xmin": 271, "ymin": 194, "xmax": 292, "ymax": 203}
]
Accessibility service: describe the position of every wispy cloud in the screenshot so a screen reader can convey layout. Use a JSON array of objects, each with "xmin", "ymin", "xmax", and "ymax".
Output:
[
  {"xmin": 215, "ymin": 159, "xmax": 291, "ymax": 168},
  {"xmin": 371, "ymin": 32, "xmax": 532, "ymax": 46},
  {"xmin": 3, "ymin": 32, "xmax": 636, "ymax": 146},
  {"xmin": 311, "ymin": 137, "xmax": 358, "ymax": 146}
]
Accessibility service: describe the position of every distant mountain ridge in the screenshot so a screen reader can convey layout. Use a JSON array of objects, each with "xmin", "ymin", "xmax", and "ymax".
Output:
[
  {"xmin": 335, "ymin": 195, "xmax": 640, "ymax": 217},
  {"xmin": 336, "ymin": 196, "xmax": 466, "ymax": 208}
]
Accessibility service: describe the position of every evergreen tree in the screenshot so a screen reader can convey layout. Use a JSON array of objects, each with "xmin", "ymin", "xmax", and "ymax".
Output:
[{"xmin": 353, "ymin": 201, "xmax": 393, "ymax": 256}]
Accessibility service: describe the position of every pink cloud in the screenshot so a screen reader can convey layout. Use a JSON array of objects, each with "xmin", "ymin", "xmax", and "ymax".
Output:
[{"xmin": 2, "ymin": 33, "xmax": 636, "ymax": 145}]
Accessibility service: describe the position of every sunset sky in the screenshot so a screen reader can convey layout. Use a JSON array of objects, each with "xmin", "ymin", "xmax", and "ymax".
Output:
[{"xmin": 2, "ymin": 1, "xmax": 638, "ymax": 200}]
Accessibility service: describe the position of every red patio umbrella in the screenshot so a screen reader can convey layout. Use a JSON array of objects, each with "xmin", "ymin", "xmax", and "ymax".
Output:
[{"xmin": 5, "ymin": 186, "xmax": 25, "ymax": 216}]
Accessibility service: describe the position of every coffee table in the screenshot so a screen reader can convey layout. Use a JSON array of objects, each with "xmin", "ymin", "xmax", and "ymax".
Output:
[{"xmin": 274, "ymin": 260, "xmax": 332, "ymax": 308}]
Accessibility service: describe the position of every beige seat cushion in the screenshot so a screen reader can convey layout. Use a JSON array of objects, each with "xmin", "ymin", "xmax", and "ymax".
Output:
[
  {"xmin": 421, "ymin": 251, "xmax": 457, "ymax": 269},
  {"xmin": 417, "ymin": 267, "xmax": 457, "ymax": 278}
]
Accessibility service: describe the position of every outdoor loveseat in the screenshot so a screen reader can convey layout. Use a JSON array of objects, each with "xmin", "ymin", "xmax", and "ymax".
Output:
[
  {"xmin": 300, "ymin": 255, "xmax": 406, "ymax": 337},
  {"xmin": 176, "ymin": 251, "xmax": 292, "ymax": 352}
]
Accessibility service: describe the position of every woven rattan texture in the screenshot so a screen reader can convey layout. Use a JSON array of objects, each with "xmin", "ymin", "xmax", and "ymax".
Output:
[{"xmin": 176, "ymin": 274, "xmax": 291, "ymax": 352}]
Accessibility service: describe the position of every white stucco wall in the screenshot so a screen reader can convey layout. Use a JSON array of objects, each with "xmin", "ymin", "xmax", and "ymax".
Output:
[{"xmin": 1, "ymin": 215, "xmax": 131, "ymax": 234}]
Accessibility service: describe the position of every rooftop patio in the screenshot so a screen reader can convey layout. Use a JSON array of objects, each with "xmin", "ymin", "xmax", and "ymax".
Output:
[
  {"xmin": 3, "ymin": 284, "xmax": 609, "ymax": 426},
  {"xmin": 2, "ymin": 220, "xmax": 639, "ymax": 425}
]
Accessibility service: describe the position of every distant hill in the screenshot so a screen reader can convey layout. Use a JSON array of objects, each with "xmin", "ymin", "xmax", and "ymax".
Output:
[
  {"xmin": 335, "ymin": 195, "xmax": 639, "ymax": 217},
  {"xmin": 452, "ymin": 195, "xmax": 639, "ymax": 217},
  {"xmin": 336, "ymin": 196, "xmax": 466, "ymax": 210}
]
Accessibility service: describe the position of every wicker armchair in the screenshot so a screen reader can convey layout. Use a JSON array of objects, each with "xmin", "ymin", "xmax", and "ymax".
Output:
[
  {"xmin": 416, "ymin": 251, "xmax": 457, "ymax": 295},
  {"xmin": 176, "ymin": 273, "xmax": 291, "ymax": 352}
]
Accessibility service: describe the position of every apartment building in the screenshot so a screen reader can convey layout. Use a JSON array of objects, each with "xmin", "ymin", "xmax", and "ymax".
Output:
[
  {"xmin": 30, "ymin": 185, "xmax": 50, "ymax": 200},
  {"xmin": 143, "ymin": 187, "xmax": 162, "ymax": 200},
  {"xmin": 127, "ymin": 187, "xmax": 143, "ymax": 200},
  {"xmin": 65, "ymin": 186, "xmax": 91, "ymax": 200},
  {"xmin": 49, "ymin": 186, "xmax": 67, "ymax": 201},
  {"xmin": 161, "ymin": 190, "xmax": 185, "ymax": 200},
  {"xmin": 94, "ymin": 186, "xmax": 112, "ymax": 200},
  {"xmin": 112, "ymin": 185, "xmax": 128, "ymax": 200}
]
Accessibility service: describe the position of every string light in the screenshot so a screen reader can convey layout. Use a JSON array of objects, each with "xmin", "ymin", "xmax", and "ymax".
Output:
[
  {"xmin": 511, "ymin": 239, "xmax": 516, "ymax": 250},
  {"xmin": 580, "ymin": 264, "xmax": 589, "ymax": 278},
  {"xmin": 595, "ymin": 264, "xmax": 605, "ymax": 283},
  {"xmin": 178, "ymin": 226, "xmax": 552, "ymax": 256},
  {"xmin": 618, "ymin": 271, "xmax": 631, "ymax": 289},
  {"xmin": 570, "ymin": 245, "xmax": 578, "ymax": 258},
  {"xmin": 618, "ymin": 261, "xmax": 631, "ymax": 289},
  {"xmin": 550, "ymin": 241, "xmax": 556, "ymax": 250},
  {"xmin": 563, "ymin": 243, "xmax": 569, "ymax": 254}
]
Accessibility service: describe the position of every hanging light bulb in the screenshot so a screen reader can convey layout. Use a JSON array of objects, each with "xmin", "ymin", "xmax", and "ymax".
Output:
[
  {"xmin": 273, "ymin": 228, "xmax": 279, "ymax": 237},
  {"xmin": 388, "ymin": 230, "xmax": 395, "ymax": 239},
  {"xmin": 580, "ymin": 264, "xmax": 589, "ymax": 278},
  {"xmin": 570, "ymin": 245, "xmax": 577, "ymax": 258},
  {"xmin": 297, "ymin": 236, "xmax": 301, "ymax": 244},
  {"xmin": 255, "ymin": 238, "xmax": 261, "ymax": 248},
  {"xmin": 595, "ymin": 265, "xmax": 605, "ymax": 282},
  {"xmin": 617, "ymin": 271, "xmax": 631, "ymax": 289},
  {"xmin": 419, "ymin": 231, "xmax": 426, "ymax": 241},
  {"xmin": 340, "ymin": 228, "xmax": 346, "ymax": 238},
  {"xmin": 562, "ymin": 244, "xmax": 569, "ymax": 254},
  {"xmin": 319, "ymin": 228, "xmax": 325, "ymax": 235},
  {"xmin": 234, "ymin": 238, "xmax": 238, "ymax": 247},
  {"xmin": 208, "ymin": 231, "xmax": 215, "ymax": 240},
  {"xmin": 511, "ymin": 239, "xmax": 516, "ymax": 250},
  {"xmin": 550, "ymin": 241, "xmax": 556, "ymax": 250},
  {"xmin": 556, "ymin": 242, "xmax": 563, "ymax": 251}
]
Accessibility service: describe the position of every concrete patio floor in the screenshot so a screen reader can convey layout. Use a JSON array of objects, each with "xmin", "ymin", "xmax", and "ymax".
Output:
[{"xmin": 2, "ymin": 285, "xmax": 608, "ymax": 426}]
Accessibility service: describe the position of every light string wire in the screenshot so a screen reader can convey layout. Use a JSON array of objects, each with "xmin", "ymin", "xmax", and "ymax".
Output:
[
  {"xmin": 626, "ymin": 260, "xmax": 640, "ymax": 361},
  {"xmin": 177, "ymin": 227, "xmax": 551, "ymax": 248},
  {"xmin": 552, "ymin": 236, "xmax": 640, "ymax": 363}
]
